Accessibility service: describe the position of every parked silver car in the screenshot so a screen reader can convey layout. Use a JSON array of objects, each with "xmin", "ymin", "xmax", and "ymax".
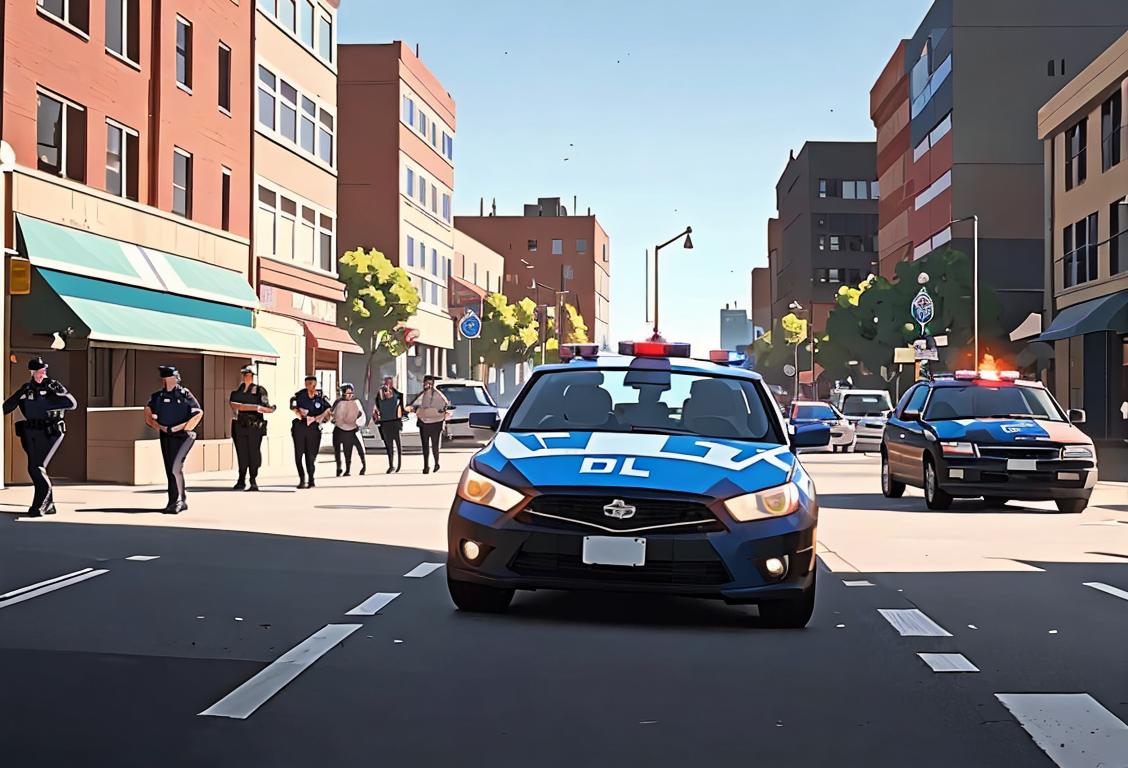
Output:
[
  {"xmin": 830, "ymin": 389, "xmax": 893, "ymax": 451},
  {"xmin": 436, "ymin": 380, "xmax": 501, "ymax": 440}
]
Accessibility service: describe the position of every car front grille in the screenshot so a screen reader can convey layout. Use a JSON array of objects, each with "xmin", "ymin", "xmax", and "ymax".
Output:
[
  {"xmin": 510, "ymin": 535, "xmax": 731, "ymax": 586},
  {"xmin": 516, "ymin": 494, "xmax": 724, "ymax": 534},
  {"xmin": 977, "ymin": 445, "xmax": 1060, "ymax": 461}
]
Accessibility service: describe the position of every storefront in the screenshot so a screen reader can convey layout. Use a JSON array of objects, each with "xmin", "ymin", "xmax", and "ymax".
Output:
[{"xmin": 8, "ymin": 216, "xmax": 277, "ymax": 485}]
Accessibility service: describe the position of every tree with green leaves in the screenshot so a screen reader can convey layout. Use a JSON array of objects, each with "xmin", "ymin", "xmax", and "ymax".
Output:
[
  {"xmin": 477, "ymin": 293, "xmax": 541, "ymax": 380},
  {"xmin": 339, "ymin": 247, "xmax": 420, "ymax": 400},
  {"xmin": 542, "ymin": 303, "xmax": 591, "ymax": 363}
]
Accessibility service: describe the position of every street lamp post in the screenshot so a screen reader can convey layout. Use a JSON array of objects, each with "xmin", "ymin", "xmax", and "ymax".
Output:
[
  {"xmin": 651, "ymin": 226, "xmax": 693, "ymax": 341},
  {"xmin": 950, "ymin": 215, "xmax": 979, "ymax": 367},
  {"xmin": 788, "ymin": 300, "xmax": 814, "ymax": 399}
]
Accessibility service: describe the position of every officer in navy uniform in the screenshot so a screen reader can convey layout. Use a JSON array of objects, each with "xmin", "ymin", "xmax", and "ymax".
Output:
[
  {"xmin": 144, "ymin": 365, "xmax": 204, "ymax": 513},
  {"xmin": 229, "ymin": 365, "xmax": 276, "ymax": 491},
  {"xmin": 2, "ymin": 357, "xmax": 77, "ymax": 516},
  {"xmin": 290, "ymin": 375, "xmax": 331, "ymax": 488}
]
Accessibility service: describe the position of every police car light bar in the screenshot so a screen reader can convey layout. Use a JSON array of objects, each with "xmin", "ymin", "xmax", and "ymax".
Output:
[
  {"xmin": 618, "ymin": 340, "xmax": 692, "ymax": 358},
  {"xmin": 559, "ymin": 343, "xmax": 600, "ymax": 361},
  {"xmin": 954, "ymin": 369, "xmax": 1021, "ymax": 381}
]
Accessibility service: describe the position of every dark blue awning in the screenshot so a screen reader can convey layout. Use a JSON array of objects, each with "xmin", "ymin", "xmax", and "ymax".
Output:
[{"xmin": 1038, "ymin": 290, "xmax": 1128, "ymax": 341}]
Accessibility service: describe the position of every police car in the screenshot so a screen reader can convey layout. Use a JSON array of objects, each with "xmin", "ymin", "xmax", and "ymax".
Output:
[
  {"xmin": 881, "ymin": 370, "xmax": 1097, "ymax": 512},
  {"xmin": 446, "ymin": 340, "xmax": 831, "ymax": 627}
]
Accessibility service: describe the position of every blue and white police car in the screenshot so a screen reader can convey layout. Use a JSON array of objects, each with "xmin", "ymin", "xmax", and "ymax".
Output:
[{"xmin": 446, "ymin": 340, "xmax": 831, "ymax": 627}]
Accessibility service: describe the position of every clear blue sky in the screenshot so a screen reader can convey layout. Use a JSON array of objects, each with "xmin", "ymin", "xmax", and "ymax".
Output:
[{"xmin": 339, "ymin": 0, "xmax": 933, "ymax": 353}]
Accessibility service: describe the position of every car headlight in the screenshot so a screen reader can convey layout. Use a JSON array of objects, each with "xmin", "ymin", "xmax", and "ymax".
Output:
[
  {"xmin": 940, "ymin": 441, "xmax": 977, "ymax": 457},
  {"xmin": 1061, "ymin": 445, "xmax": 1094, "ymax": 460},
  {"xmin": 724, "ymin": 482, "xmax": 800, "ymax": 522},
  {"xmin": 457, "ymin": 467, "xmax": 526, "ymax": 513}
]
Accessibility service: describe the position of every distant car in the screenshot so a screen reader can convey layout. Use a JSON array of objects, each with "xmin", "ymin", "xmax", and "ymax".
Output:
[
  {"xmin": 789, "ymin": 401, "xmax": 856, "ymax": 453},
  {"xmin": 437, "ymin": 380, "xmax": 502, "ymax": 440},
  {"xmin": 831, "ymin": 389, "xmax": 893, "ymax": 451},
  {"xmin": 881, "ymin": 370, "xmax": 1097, "ymax": 512}
]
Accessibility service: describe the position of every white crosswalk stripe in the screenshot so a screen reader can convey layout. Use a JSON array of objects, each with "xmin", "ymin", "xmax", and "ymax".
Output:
[
  {"xmin": 917, "ymin": 653, "xmax": 978, "ymax": 673},
  {"xmin": 1082, "ymin": 582, "xmax": 1128, "ymax": 603},
  {"xmin": 877, "ymin": 608, "xmax": 952, "ymax": 637},
  {"xmin": 0, "ymin": 569, "xmax": 109, "ymax": 611},
  {"xmin": 996, "ymin": 693, "xmax": 1128, "ymax": 768},
  {"xmin": 346, "ymin": 592, "xmax": 400, "ymax": 616},
  {"xmin": 403, "ymin": 562, "xmax": 444, "ymax": 578}
]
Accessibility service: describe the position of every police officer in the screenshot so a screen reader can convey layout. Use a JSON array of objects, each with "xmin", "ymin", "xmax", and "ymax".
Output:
[
  {"xmin": 290, "ymin": 375, "xmax": 331, "ymax": 488},
  {"xmin": 144, "ymin": 365, "xmax": 203, "ymax": 513},
  {"xmin": 229, "ymin": 365, "xmax": 276, "ymax": 491},
  {"xmin": 2, "ymin": 357, "xmax": 77, "ymax": 516}
]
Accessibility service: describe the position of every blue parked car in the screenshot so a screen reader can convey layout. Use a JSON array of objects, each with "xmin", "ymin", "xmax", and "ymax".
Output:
[{"xmin": 446, "ymin": 341, "xmax": 830, "ymax": 627}]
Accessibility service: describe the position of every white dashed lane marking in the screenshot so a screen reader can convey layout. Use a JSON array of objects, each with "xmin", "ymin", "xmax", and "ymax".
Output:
[
  {"xmin": 917, "ymin": 653, "xmax": 979, "ymax": 673},
  {"xmin": 842, "ymin": 580, "xmax": 874, "ymax": 587},
  {"xmin": 996, "ymin": 693, "xmax": 1128, "ymax": 768},
  {"xmin": 877, "ymin": 608, "xmax": 952, "ymax": 637},
  {"xmin": 346, "ymin": 592, "xmax": 400, "ymax": 616},
  {"xmin": 199, "ymin": 623, "xmax": 362, "ymax": 720},
  {"xmin": 125, "ymin": 555, "xmax": 160, "ymax": 561},
  {"xmin": 0, "ymin": 569, "xmax": 109, "ymax": 611},
  {"xmin": 403, "ymin": 562, "xmax": 444, "ymax": 578},
  {"xmin": 1082, "ymin": 582, "xmax": 1128, "ymax": 603}
]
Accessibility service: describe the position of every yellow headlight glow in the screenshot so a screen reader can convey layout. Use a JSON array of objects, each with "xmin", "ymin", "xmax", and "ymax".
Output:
[
  {"xmin": 724, "ymin": 483, "xmax": 801, "ymax": 522},
  {"xmin": 457, "ymin": 467, "xmax": 526, "ymax": 513}
]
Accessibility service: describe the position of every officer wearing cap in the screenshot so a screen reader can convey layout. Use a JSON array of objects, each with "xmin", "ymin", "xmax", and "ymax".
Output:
[
  {"xmin": 144, "ymin": 365, "xmax": 203, "ymax": 513},
  {"xmin": 229, "ymin": 365, "xmax": 276, "ymax": 491},
  {"xmin": 290, "ymin": 375, "xmax": 331, "ymax": 488},
  {"xmin": 2, "ymin": 357, "xmax": 77, "ymax": 516}
]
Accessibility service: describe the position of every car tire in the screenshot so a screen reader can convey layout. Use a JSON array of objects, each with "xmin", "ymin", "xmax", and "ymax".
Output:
[
  {"xmin": 923, "ymin": 459, "xmax": 952, "ymax": 510},
  {"xmin": 758, "ymin": 572, "xmax": 816, "ymax": 629},
  {"xmin": 881, "ymin": 452, "xmax": 905, "ymax": 498},
  {"xmin": 1055, "ymin": 498, "xmax": 1088, "ymax": 514},
  {"xmin": 448, "ymin": 576, "xmax": 514, "ymax": 613}
]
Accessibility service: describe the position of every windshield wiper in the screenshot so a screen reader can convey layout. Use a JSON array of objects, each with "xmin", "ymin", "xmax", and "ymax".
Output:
[{"xmin": 627, "ymin": 425, "xmax": 700, "ymax": 436}]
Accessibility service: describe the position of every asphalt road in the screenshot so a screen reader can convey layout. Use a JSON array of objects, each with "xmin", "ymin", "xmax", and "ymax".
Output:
[{"xmin": 0, "ymin": 450, "xmax": 1126, "ymax": 767}]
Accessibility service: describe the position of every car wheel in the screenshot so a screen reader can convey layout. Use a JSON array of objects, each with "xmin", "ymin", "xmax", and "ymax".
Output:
[
  {"xmin": 758, "ymin": 571, "xmax": 816, "ymax": 629},
  {"xmin": 923, "ymin": 459, "xmax": 952, "ymax": 510},
  {"xmin": 983, "ymin": 496, "xmax": 1009, "ymax": 508},
  {"xmin": 1055, "ymin": 498, "xmax": 1088, "ymax": 514},
  {"xmin": 448, "ymin": 576, "xmax": 514, "ymax": 613},
  {"xmin": 881, "ymin": 452, "xmax": 905, "ymax": 498}
]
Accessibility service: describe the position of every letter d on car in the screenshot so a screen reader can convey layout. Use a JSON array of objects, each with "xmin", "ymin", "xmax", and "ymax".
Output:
[{"xmin": 580, "ymin": 457, "xmax": 616, "ymax": 474}]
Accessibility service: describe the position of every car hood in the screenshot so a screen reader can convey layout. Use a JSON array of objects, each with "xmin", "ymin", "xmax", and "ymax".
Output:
[
  {"xmin": 929, "ymin": 418, "xmax": 1090, "ymax": 444},
  {"xmin": 473, "ymin": 431, "xmax": 795, "ymax": 497}
]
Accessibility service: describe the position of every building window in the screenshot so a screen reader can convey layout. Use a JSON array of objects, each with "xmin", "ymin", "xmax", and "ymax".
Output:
[
  {"xmin": 319, "ymin": 214, "xmax": 334, "ymax": 271},
  {"xmin": 1063, "ymin": 212, "xmax": 1098, "ymax": 288},
  {"xmin": 418, "ymin": 177, "xmax": 427, "ymax": 206},
  {"xmin": 175, "ymin": 17, "xmax": 192, "ymax": 90},
  {"xmin": 829, "ymin": 235, "xmax": 841, "ymax": 251},
  {"xmin": 431, "ymin": 186, "xmax": 437, "ymax": 214},
  {"xmin": 528, "ymin": 240, "xmax": 537, "ymax": 252},
  {"xmin": 105, "ymin": 119, "xmax": 138, "ymax": 200},
  {"xmin": 1112, "ymin": 199, "xmax": 1128, "ymax": 275},
  {"xmin": 419, "ymin": 241, "xmax": 426, "ymax": 269},
  {"xmin": 105, "ymin": 0, "xmax": 139, "ymax": 63},
  {"xmin": 1101, "ymin": 90, "xmax": 1122, "ymax": 172},
  {"xmin": 257, "ymin": 66, "xmax": 276, "ymax": 129},
  {"xmin": 403, "ymin": 95, "xmax": 414, "ymax": 125},
  {"xmin": 172, "ymin": 148, "xmax": 192, "ymax": 218},
  {"xmin": 1065, "ymin": 118, "xmax": 1087, "ymax": 191},
  {"xmin": 278, "ymin": 0, "xmax": 296, "ymax": 31},
  {"xmin": 551, "ymin": 239, "xmax": 563, "ymax": 256},
  {"xmin": 576, "ymin": 239, "xmax": 587, "ymax": 253},
  {"xmin": 317, "ymin": 12, "xmax": 333, "ymax": 63},
  {"xmin": 602, "ymin": 243, "xmax": 608, "ymax": 262},
  {"xmin": 257, "ymin": 64, "xmax": 334, "ymax": 168},
  {"xmin": 221, "ymin": 168, "xmax": 232, "ymax": 231},
  {"xmin": 442, "ymin": 193, "xmax": 451, "ymax": 222},
  {"xmin": 430, "ymin": 248, "xmax": 438, "ymax": 276},
  {"xmin": 406, "ymin": 167, "xmax": 414, "ymax": 197},
  {"xmin": 37, "ymin": 0, "xmax": 89, "ymax": 34},
  {"xmin": 406, "ymin": 235, "xmax": 415, "ymax": 267},
  {"xmin": 442, "ymin": 131, "xmax": 454, "ymax": 161},
  {"xmin": 300, "ymin": 0, "xmax": 314, "ymax": 47},
  {"xmin": 37, "ymin": 90, "xmax": 86, "ymax": 182},
  {"xmin": 871, "ymin": 180, "xmax": 881, "ymax": 199},
  {"xmin": 318, "ymin": 109, "xmax": 334, "ymax": 164},
  {"xmin": 218, "ymin": 44, "xmax": 232, "ymax": 113},
  {"xmin": 280, "ymin": 80, "xmax": 298, "ymax": 141}
]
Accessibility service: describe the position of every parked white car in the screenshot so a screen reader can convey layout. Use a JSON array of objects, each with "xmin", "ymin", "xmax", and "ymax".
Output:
[
  {"xmin": 830, "ymin": 389, "xmax": 893, "ymax": 451},
  {"xmin": 789, "ymin": 400, "xmax": 856, "ymax": 453},
  {"xmin": 437, "ymin": 379, "xmax": 502, "ymax": 440}
]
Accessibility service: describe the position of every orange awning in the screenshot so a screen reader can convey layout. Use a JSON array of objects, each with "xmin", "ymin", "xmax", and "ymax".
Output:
[
  {"xmin": 303, "ymin": 320, "xmax": 363, "ymax": 354},
  {"xmin": 798, "ymin": 364, "xmax": 825, "ymax": 385},
  {"xmin": 448, "ymin": 275, "xmax": 487, "ymax": 313}
]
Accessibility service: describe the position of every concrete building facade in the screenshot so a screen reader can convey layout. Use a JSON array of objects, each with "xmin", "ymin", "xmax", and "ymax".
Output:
[
  {"xmin": 1037, "ymin": 29, "xmax": 1128, "ymax": 468},
  {"xmin": 449, "ymin": 229, "xmax": 503, "ymax": 382},
  {"xmin": 750, "ymin": 266, "xmax": 772, "ymax": 337}
]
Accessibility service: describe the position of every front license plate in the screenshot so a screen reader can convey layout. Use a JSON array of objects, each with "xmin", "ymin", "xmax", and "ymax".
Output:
[
  {"xmin": 1007, "ymin": 459, "xmax": 1038, "ymax": 471},
  {"xmin": 582, "ymin": 536, "xmax": 646, "ymax": 567}
]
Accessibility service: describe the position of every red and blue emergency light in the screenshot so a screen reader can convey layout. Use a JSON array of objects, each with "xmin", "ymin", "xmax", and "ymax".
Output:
[{"xmin": 618, "ymin": 340, "xmax": 692, "ymax": 358}]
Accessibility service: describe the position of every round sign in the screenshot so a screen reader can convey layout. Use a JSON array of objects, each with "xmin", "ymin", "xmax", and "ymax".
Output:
[
  {"xmin": 459, "ymin": 308, "xmax": 482, "ymax": 340},
  {"xmin": 911, "ymin": 287, "xmax": 935, "ymax": 328},
  {"xmin": 783, "ymin": 363, "xmax": 797, "ymax": 377},
  {"xmin": 403, "ymin": 328, "xmax": 420, "ymax": 346}
]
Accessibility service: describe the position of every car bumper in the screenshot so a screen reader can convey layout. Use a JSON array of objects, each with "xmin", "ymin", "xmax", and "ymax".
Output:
[
  {"xmin": 447, "ymin": 498, "xmax": 817, "ymax": 603},
  {"xmin": 939, "ymin": 459, "xmax": 1097, "ymax": 500},
  {"xmin": 852, "ymin": 425, "xmax": 884, "ymax": 445}
]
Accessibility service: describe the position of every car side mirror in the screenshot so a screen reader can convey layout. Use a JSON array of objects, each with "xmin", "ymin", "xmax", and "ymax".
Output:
[
  {"xmin": 882, "ymin": 410, "xmax": 893, "ymax": 419},
  {"xmin": 1068, "ymin": 408, "xmax": 1086, "ymax": 424},
  {"xmin": 469, "ymin": 411, "xmax": 500, "ymax": 432},
  {"xmin": 901, "ymin": 409, "xmax": 921, "ymax": 422},
  {"xmin": 791, "ymin": 423, "xmax": 830, "ymax": 452}
]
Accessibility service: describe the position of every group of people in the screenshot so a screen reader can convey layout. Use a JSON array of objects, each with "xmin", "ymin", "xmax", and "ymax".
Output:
[{"xmin": 3, "ymin": 356, "xmax": 454, "ymax": 516}]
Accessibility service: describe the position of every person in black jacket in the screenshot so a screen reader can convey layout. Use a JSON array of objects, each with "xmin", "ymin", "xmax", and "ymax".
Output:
[
  {"xmin": 290, "ymin": 375, "xmax": 331, "ymax": 488},
  {"xmin": 2, "ymin": 357, "xmax": 77, "ymax": 516},
  {"xmin": 229, "ymin": 366, "xmax": 276, "ymax": 491},
  {"xmin": 144, "ymin": 365, "xmax": 204, "ymax": 514},
  {"xmin": 373, "ymin": 375, "xmax": 405, "ymax": 473}
]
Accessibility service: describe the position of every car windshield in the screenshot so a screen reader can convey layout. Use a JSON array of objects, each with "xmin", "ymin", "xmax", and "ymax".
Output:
[
  {"xmin": 793, "ymin": 404, "xmax": 836, "ymax": 421},
  {"xmin": 506, "ymin": 367, "xmax": 783, "ymax": 443},
  {"xmin": 924, "ymin": 384, "xmax": 1065, "ymax": 421},
  {"xmin": 840, "ymin": 393, "xmax": 891, "ymax": 416},
  {"xmin": 440, "ymin": 385, "xmax": 493, "ymax": 406}
]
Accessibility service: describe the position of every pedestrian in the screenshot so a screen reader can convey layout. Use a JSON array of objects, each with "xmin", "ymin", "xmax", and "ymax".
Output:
[
  {"xmin": 406, "ymin": 374, "xmax": 451, "ymax": 474},
  {"xmin": 229, "ymin": 365, "xmax": 276, "ymax": 491},
  {"xmin": 373, "ymin": 375, "xmax": 405, "ymax": 474},
  {"xmin": 143, "ymin": 365, "xmax": 203, "ymax": 514},
  {"xmin": 331, "ymin": 382, "xmax": 367, "ymax": 476},
  {"xmin": 2, "ymin": 357, "xmax": 77, "ymax": 516},
  {"xmin": 290, "ymin": 375, "xmax": 331, "ymax": 488}
]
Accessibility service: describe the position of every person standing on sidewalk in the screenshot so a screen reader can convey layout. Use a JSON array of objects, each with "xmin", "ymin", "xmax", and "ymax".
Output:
[
  {"xmin": 2, "ymin": 357, "xmax": 77, "ymax": 517},
  {"xmin": 374, "ymin": 375, "xmax": 404, "ymax": 474},
  {"xmin": 331, "ymin": 383, "xmax": 366, "ymax": 476},
  {"xmin": 144, "ymin": 365, "xmax": 203, "ymax": 514},
  {"xmin": 229, "ymin": 366, "xmax": 276, "ymax": 491},
  {"xmin": 290, "ymin": 375, "xmax": 331, "ymax": 489},
  {"xmin": 406, "ymin": 375, "xmax": 451, "ymax": 474}
]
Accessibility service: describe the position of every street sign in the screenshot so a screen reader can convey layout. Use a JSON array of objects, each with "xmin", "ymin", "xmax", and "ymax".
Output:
[
  {"xmin": 459, "ymin": 308, "xmax": 482, "ymax": 340},
  {"xmin": 913, "ymin": 339, "xmax": 938, "ymax": 361},
  {"xmin": 783, "ymin": 363, "xmax": 797, "ymax": 377},
  {"xmin": 911, "ymin": 287, "xmax": 934, "ymax": 332}
]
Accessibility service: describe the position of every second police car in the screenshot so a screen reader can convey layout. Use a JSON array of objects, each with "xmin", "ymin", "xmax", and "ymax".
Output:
[
  {"xmin": 446, "ymin": 341, "xmax": 831, "ymax": 628},
  {"xmin": 881, "ymin": 369, "xmax": 1098, "ymax": 512}
]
